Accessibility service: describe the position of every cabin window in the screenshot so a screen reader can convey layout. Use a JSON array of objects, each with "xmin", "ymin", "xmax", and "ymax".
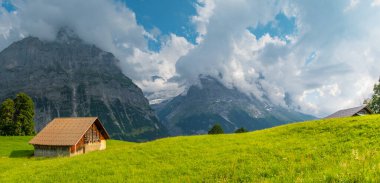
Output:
[
  {"xmin": 84, "ymin": 130, "xmax": 90, "ymax": 143},
  {"xmin": 84, "ymin": 124, "xmax": 101, "ymax": 143},
  {"xmin": 93, "ymin": 129, "xmax": 99, "ymax": 142}
]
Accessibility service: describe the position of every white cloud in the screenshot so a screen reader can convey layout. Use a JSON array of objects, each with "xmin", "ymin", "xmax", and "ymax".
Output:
[
  {"xmin": 345, "ymin": 0, "xmax": 360, "ymax": 12},
  {"xmin": 124, "ymin": 34, "xmax": 194, "ymax": 102},
  {"xmin": 176, "ymin": 0, "xmax": 380, "ymax": 117},
  {"xmin": 0, "ymin": 7, "xmax": 22, "ymax": 50},
  {"xmin": 191, "ymin": 0, "xmax": 215, "ymax": 43},
  {"xmin": 1, "ymin": 0, "xmax": 380, "ymax": 117},
  {"xmin": 0, "ymin": 0, "xmax": 148, "ymax": 55},
  {"xmin": 372, "ymin": 0, "xmax": 380, "ymax": 6},
  {"xmin": 177, "ymin": 0, "xmax": 286, "ymax": 80}
]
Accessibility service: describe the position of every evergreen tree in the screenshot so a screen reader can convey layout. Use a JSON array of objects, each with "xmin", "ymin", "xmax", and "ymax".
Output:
[
  {"xmin": 208, "ymin": 124, "xmax": 224, "ymax": 134},
  {"xmin": 13, "ymin": 93, "xmax": 35, "ymax": 135},
  {"xmin": 0, "ymin": 99, "xmax": 15, "ymax": 136},
  {"xmin": 234, "ymin": 127, "xmax": 248, "ymax": 133},
  {"xmin": 368, "ymin": 83, "xmax": 380, "ymax": 114}
]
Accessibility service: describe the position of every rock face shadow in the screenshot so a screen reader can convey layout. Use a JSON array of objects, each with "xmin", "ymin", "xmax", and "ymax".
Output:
[{"xmin": 9, "ymin": 150, "xmax": 34, "ymax": 158}]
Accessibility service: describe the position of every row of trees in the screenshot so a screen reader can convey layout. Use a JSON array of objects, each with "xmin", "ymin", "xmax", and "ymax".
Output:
[
  {"xmin": 366, "ymin": 82, "xmax": 380, "ymax": 113},
  {"xmin": 0, "ymin": 93, "xmax": 35, "ymax": 136},
  {"xmin": 208, "ymin": 124, "xmax": 248, "ymax": 134}
]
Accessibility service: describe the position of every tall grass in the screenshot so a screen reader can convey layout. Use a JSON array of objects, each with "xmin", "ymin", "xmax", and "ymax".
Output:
[{"xmin": 1, "ymin": 115, "xmax": 380, "ymax": 182}]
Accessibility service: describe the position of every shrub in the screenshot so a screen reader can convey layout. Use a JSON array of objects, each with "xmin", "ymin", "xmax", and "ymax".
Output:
[
  {"xmin": 208, "ymin": 124, "xmax": 224, "ymax": 134},
  {"xmin": 235, "ymin": 127, "xmax": 248, "ymax": 133}
]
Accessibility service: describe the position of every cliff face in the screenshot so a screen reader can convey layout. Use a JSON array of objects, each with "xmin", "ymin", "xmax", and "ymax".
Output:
[
  {"xmin": 154, "ymin": 76, "xmax": 315, "ymax": 135},
  {"xmin": 0, "ymin": 29, "xmax": 167, "ymax": 141}
]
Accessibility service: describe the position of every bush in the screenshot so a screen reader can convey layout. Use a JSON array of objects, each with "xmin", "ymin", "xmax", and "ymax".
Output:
[
  {"xmin": 208, "ymin": 124, "xmax": 224, "ymax": 134},
  {"xmin": 235, "ymin": 127, "xmax": 248, "ymax": 133}
]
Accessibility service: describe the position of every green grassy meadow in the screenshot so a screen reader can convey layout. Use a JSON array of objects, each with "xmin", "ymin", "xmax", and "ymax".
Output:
[{"xmin": 1, "ymin": 115, "xmax": 380, "ymax": 182}]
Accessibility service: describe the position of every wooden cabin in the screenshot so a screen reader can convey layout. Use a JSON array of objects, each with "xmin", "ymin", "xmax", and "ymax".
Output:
[
  {"xmin": 325, "ymin": 105, "xmax": 373, "ymax": 119},
  {"xmin": 29, "ymin": 117, "xmax": 110, "ymax": 157}
]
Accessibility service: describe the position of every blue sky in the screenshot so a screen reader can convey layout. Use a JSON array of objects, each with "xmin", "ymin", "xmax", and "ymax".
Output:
[
  {"xmin": 124, "ymin": 0, "xmax": 297, "ymax": 51},
  {"xmin": 1, "ymin": 0, "xmax": 15, "ymax": 12},
  {"xmin": 1, "ymin": 0, "xmax": 380, "ymax": 117},
  {"xmin": 123, "ymin": 0, "xmax": 199, "ymax": 51},
  {"xmin": 248, "ymin": 12, "xmax": 297, "ymax": 41}
]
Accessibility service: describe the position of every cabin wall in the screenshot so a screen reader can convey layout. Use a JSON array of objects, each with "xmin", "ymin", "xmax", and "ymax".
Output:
[
  {"xmin": 84, "ymin": 142, "xmax": 101, "ymax": 153},
  {"xmin": 69, "ymin": 137, "xmax": 85, "ymax": 157},
  {"xmin": 34, "ymin": 145, "xmax": 70, "ymax": 157},
  {"xmin": 81, "ymin": 123, "xmax": 107, "ymax": 153},
  {"xmin": 83, "ymin": 139, "xmax": 107, "ymax": 152},
  {"xmin": 100, "ymin": 140, "xmax": 106, "ymax": 150}
]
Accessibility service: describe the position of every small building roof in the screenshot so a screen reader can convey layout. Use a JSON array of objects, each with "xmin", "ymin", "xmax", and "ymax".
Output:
[
  {"xmin": 325, "ymin": 105, "xmax": 372, "ymax": 119},
  {"xmin": 29, "ymin": 117, "xmax": 110, "ymax": 146}
]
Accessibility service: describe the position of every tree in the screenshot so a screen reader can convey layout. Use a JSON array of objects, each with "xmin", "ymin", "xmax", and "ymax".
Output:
[
  {"xmin": 368, "ymin": 83, "xmax": 380, "ymax": 114},
  {"xmin": 0, "ymin": 99, "xmax": 15, "ymax": 136},
  {"xmin": 13, "ymin": 93, "xmax": 35, "ymax": 135},
  {"xmin": 0, "ymin": 93, "xmax": 35, "ymax": 136},
  {"xmin": 208, "ymin": 124, "xmax": 224, "ymax": 134},
  {"xmin": 234, "ymin": 127, "xmax": 248, "ymax": 133}
]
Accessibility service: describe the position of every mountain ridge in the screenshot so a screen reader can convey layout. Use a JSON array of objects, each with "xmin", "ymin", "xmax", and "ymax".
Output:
[
  {"xmin": 154, "ymin": 76, "xmax": 315, "ymax": 135},
  {"xmin": 0, "ymin": 29, "xmax": 168, "ymax": 141}
]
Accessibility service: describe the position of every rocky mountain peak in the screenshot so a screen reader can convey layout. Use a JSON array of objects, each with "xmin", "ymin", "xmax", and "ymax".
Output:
[
  {"xmin": 0, "ymin": 32, "xmax": 168, "ymax": 141},
  {"xmin": 154, "ymin": 75, "xmax": 315, "ymax": 136},
  {"xmin": 56, "ymin": 27, "xmax": 82, "ymax": 44}
]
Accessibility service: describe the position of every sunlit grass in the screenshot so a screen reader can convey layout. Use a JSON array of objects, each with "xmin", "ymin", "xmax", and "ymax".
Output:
[{"xmin": 1, "ymin": 115, "xmax": 380, "ymax": 182}]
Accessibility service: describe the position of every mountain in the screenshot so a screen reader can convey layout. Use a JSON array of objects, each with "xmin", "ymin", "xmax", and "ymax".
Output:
[
  {"xmin": 0, "ymin": 28, "xmax": 167, "ymax": 141},
  {"xmin": 154, "ymin": 76, "xmax": 315, "ymax": 135}
]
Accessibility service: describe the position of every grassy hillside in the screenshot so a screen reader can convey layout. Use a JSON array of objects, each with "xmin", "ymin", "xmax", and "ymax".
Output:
[{"xmin": 1, "ymin": 115, "xmax": 380, "ymax": 182}]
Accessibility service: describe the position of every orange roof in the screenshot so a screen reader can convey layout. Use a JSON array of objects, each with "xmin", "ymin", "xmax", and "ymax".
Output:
[{"xmin": 29, "ymin": 117, "xmax": 110, "ymax": 146}]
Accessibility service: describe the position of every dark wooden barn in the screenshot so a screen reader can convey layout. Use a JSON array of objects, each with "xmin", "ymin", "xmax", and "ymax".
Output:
[{"xmin": 29, "ymin": 117, "xmax": 110, "ymax": 157}]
